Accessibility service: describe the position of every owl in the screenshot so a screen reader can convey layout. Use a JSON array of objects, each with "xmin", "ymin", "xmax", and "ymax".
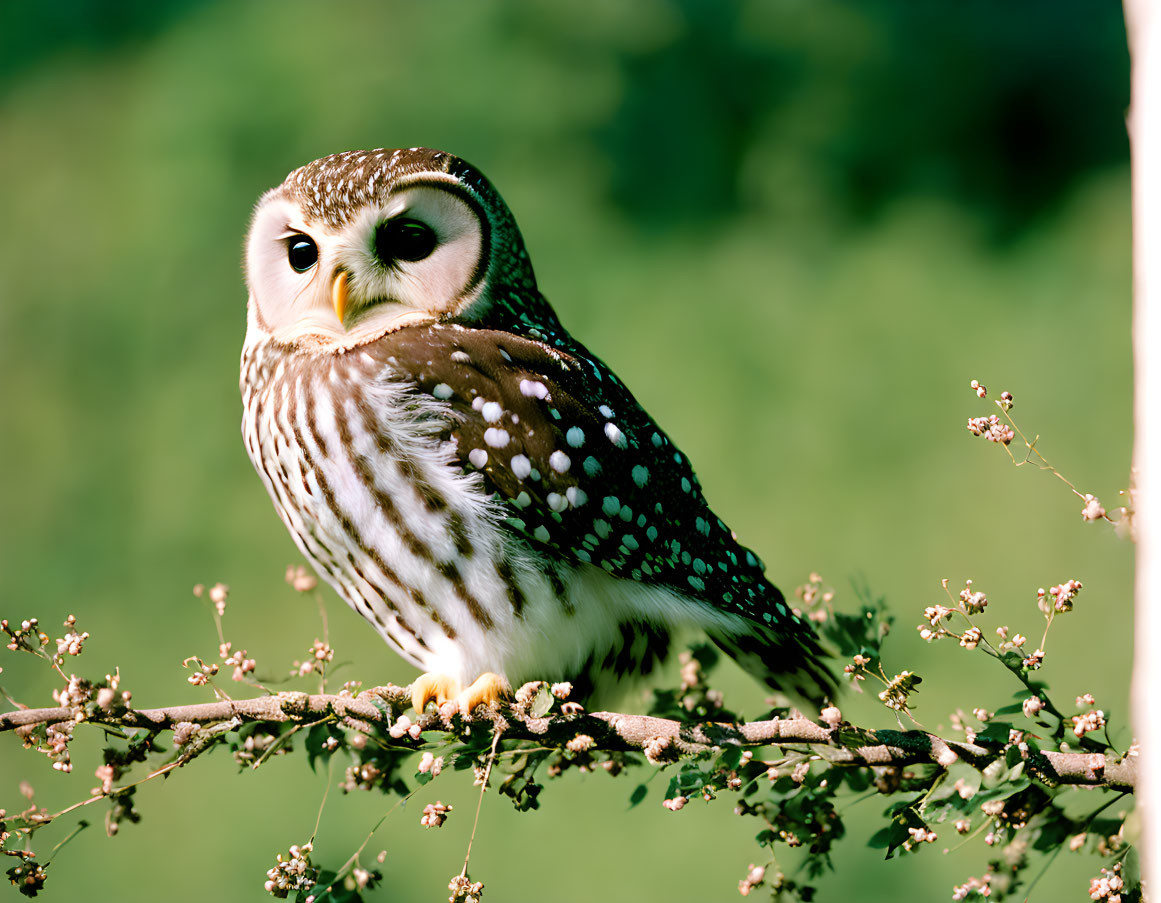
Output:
[{"xmin": 240, "ymin": 148, "xmax": 834, "ymax": 715}]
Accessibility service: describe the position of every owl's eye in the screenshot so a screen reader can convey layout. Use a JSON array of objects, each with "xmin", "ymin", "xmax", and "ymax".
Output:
[
  {"xmin": 287, "ymin": 235, "xmax": 318, "ymax": 273},
  {"xmin": 375, "ymin": 218, "xmax": 437, "ymax": 266}
]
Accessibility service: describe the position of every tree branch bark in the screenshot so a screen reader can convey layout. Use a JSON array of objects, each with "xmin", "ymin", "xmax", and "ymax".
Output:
[{"xmin": 1, "ymin": 687, "xmax": 1136, "ymax": 792}]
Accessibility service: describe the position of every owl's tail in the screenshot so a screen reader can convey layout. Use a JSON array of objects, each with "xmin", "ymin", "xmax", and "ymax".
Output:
[{"xmin": 708, "ymin": 621, "xmax": 838, "ymax": 712}]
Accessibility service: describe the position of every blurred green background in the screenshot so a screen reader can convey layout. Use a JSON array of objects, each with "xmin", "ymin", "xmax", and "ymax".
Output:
[{"xmin": 0, "ymin": 1, "xmax": 1134, "ymax": 900}]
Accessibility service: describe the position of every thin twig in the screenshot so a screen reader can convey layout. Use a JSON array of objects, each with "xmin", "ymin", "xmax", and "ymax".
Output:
[
  {"xmin": 0, "ymin": 687, "xmax": 1137, "ymax": 792},
  {"xmin": 460, "ymin": 727, "xmax": 502, "ymax": 879}
]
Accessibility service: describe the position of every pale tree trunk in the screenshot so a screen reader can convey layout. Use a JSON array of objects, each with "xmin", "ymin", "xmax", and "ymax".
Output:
[{"xmin": 1128, "ymin": 0, "xmax": 1161, "ymax": 896}]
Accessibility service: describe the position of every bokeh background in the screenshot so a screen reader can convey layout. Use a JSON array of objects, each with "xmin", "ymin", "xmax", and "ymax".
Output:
[{"xmin": 0, "ymin": 1, "xmax": 1134, "ymax": 900}]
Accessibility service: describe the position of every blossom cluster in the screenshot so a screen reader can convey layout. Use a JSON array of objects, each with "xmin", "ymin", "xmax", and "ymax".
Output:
[
  {"xmin": 448, "ymin": 873, "xmax": 484, "ymax": 903},
  {"xmin": 294, "ymin": 639, "xmax": 335, "ymax": 676},
  {"xmin": 2, "ymin": 617, "xmax": 48, "ymax": 653},
  {"xmin": 966, "ymin": 414, "xmax": 1014, "ymax": 445},
  {"xmin": 952, "ymin": 873, "xmax": 992, "ymax": 900},
  {"xmin": 193, "ymin": 582, "xmax": 230, "ymax": 616},
  {"xmin": 843, "ymin": 652, "xmax": 871, "ymax": 683},
  {"xmin": 737, "ymin": 864, "xmax": 766, "ymax": 897},
  {"xmin": 1040, "ymin": 580, "xmax": 1083, "ymax": 614},
  {"xmin": 220, "ymin": 642, "xmax": 257, "ymax": 681},
  {"xmin": 794, "ymin": 572, "xmax": 834, "ymax": 625},
  {"xmin": 264, "ymin": 842, "xmax": 317, "ymax": 898},
  {"xmin": 285, "ymin": 564, "xmax": 319, "ymax": 592},
  {"xmin": 878, "ymin": 670, "xmax": 920, "ymax": 712},
  {"xmin": 184, "ymin": 656, "xmax": 219, "ymax": 686},
  {"xmin": 418, "ymin": 751, "xmax": 444, "ymax": 776},
  {"xmin": 54, "ymin": 615, "xmax": 88, "ymax": 661},
  {"xmin": 420, "ymin": 800, "xmax": 452, "ymax": 828},
  {"xmin": 1088, "ymin": 862, "xmax": 1126, "ymax": 902}
]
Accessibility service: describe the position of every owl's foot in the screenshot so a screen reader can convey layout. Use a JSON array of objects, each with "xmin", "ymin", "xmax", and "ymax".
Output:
[
  {"xmin": 456, "ymin": 672, "xmax": 510, "ymax": 717},
  {"xmin": 410, "ymin": 672, "xmax": 461, "ymax": 713}
]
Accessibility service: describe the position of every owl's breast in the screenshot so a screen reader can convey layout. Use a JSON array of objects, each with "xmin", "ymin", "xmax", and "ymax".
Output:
[
  {"xmin": 240, "ymin": 340, "xmax": 590, "ymax": 681},
  {"xmin": 240, "ymin": 339, "xmax": 725, "ymax": 697}
]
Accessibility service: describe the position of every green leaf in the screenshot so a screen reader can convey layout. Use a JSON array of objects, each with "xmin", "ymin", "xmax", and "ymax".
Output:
[
  {"xmin": 1122, "ymin": 845, "xmax": 1143, "ymax": 894},
  {"xmin": 1000, "ymin": 651, "xmax": 1025, "ymax": 669},
  {"xmin": 629, "ymin": 784, "xmax": 648, "ymax": 809},
  {"xmin": 530, "ymin": 685, "xmax": 555, "ymax": 718},
  {"xmin": 674, "ymin": 767, "xmax": 709, "ymax": 795},
  {"xmin": 833, "ymin": 727, "xmax": 880, "ymax": 749},
  {"xmin": 823, "ymin": 608, "xmax": 886, "ymax": 658},
  {"xmin": 868, "ymin": 808, "xmax": 926, "ymax": 860},
  {"xmin": 299, "ymin": 868, "xmax": 381, "ymax": 902},
  {"xmin": 367, "ymin": 694, "xmax": 393, "ymax": 718},
  {"xmin": 867, "ymin": 825, "xmax": 896, "ymax": 849},
  {"xmin": 688, "ymin": 642, "xmax": 720, "ymax": 671},
  {"xmin": 1090, "ymin": 816, "xmax": 1128, "ymax": 838},
  {"xmin": 928, "ymin": 762, "xmax": 980, "ymax": 804},
  {"xmin": 1030, "ymin": 806, "xmax": 1075, "ymax": 853},
  {"xmin": 304, "ymin": 723, "xmax": 341, "ymax": 773},
  {"xmin": 975, "ymin": 721, "xmax": 1016, "ymax": 744},
  {"xmin": 840, "ymin": 767, "xmax": 872, "ymax": 793},
  {"xmin": 1122, "ymin": 806, "xmax": 1143, "ymax": 847},
  {"xmin": 452, "ymin": 753, "xmax": 477, "ymax": 771}
]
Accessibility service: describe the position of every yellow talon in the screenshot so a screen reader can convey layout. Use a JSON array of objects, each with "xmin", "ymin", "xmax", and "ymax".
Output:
[
  {"xmin": 456, "ymin": 672, "xmax": 510, "ymax": 717},
  {"xmin": 411, "ymin": 672, "xmax": 461, "ymax": 713}
]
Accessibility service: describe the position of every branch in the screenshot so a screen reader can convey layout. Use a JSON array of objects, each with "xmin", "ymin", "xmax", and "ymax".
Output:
[{"xmin": 1, "ymin": 686, "xmax": 1136, "ymax": 792}]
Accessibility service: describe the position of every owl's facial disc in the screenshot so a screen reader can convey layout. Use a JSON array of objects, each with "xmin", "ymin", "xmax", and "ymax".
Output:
[
  {"xmin": 336, "ymin": 181, "xmax": 488, "ymax": 328},
  {"xmin": 246, "ymin": 176, "xmax": 490, "ymax": 349}
]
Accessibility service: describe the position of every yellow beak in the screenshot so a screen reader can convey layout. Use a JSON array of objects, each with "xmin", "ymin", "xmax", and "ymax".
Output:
[{"xmin": 332, "ymin": 270, "xmax": 350, "ymax": 324}]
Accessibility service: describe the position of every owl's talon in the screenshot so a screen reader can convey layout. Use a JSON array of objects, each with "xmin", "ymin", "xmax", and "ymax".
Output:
[
  {"xmin": 411, "ymin": 672, "xmax": 461, "ymax": 713},
  {"xmin": 456, "ymin": 672, "xmax": 510, "ymax": 717}
]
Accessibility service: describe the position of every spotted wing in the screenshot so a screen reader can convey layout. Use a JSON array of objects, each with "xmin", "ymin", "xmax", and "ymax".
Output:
[{"xmin": 373, "ymin": 321, "xmax": 792, "ymax": 627}]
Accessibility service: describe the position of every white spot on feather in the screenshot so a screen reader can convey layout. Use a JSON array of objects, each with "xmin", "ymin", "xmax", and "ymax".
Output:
[
  {"xmin": 549, "ymin": 451, "xmax": 571, "ymax": 473},
  {"xmin": 510, "ymin": 454, "xmax": 532, "ymax": 479},
  {"xmin": 519, "ymin": 379, "xmax": 549, "ymax": 399}
]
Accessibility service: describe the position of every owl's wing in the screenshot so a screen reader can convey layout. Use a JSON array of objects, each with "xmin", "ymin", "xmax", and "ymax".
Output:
[{"xmin": 374, "ymin": 321, "xmax": 789, "ymax": 628}]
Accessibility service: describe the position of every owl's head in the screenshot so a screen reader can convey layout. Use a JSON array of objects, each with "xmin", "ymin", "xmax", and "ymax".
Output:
[{"xmin": 244, "ymin": 148, "xmax": 537, "ymax": 350}]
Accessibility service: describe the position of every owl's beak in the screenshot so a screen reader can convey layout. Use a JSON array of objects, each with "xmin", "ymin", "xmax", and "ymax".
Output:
[{"xmin": 332, "ymin": 270, "xmax": 350, "ymax": 324}]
